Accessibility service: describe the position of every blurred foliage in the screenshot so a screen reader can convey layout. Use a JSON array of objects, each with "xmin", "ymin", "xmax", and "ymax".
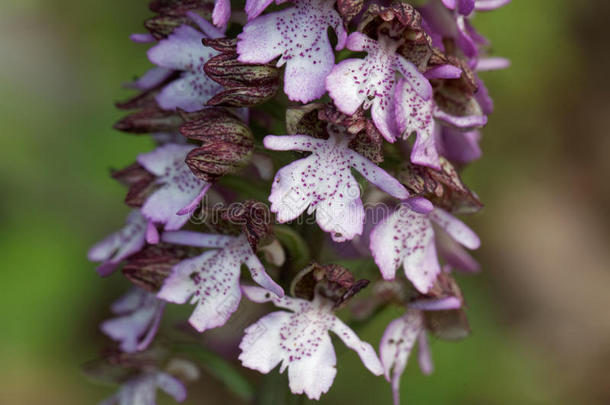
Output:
[{"xmin": 0, "ymin": 0, "xmax": 605, "ymax": 404}]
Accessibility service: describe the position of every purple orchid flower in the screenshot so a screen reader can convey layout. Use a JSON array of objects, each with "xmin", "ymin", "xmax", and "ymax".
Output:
[
  {"xmin": 380, "ymin": 296, "xmax": 462, "ymax": 405},
  {"xmin": 100, "ymin": 288, "xmax": 165, "ymax": 353},
  {"xmin": 394, "ymin": 78, "xmax": 487, "ymax": 169},
  {"xmin": 237, "ymin": 0, "xmax": 347, "ymax": 103},
  {"xmin": 326, "ymin": 32, "xmax": 432, "ymax": 142},
  {"xmin": 263, "ymin": 130, "xmax": 409, "ymax": 242},
  {"xmin": 88, "ymin": 210, "xmax": 147, "ymax": 276},
  {"xmin": 99, "ymin": 371, "xmax": 186, "ymax": 405},
  {"xmin": 239, "ymin": 285, "xmax": 383, "ymax": 400},
  {"xmin": 370, "ymin": 200, "xmax": 480, "ymax": 293},
  {"xmin": 137, "ymin": 144, "xmax": 210, "ymax": 240},
  {"xmin": 156, "ymin": 231, "xmax": 284, "ymax": 333},
  {"xmin": 146, "ymin": 12, "xmax": 224, "ymax": 112}
]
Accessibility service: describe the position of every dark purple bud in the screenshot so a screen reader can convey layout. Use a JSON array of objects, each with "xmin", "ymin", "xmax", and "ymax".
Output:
[
  {"xmin": 220, "ymin": 200, "xmax": 273, "ymax": 251},
  {"xmin": 203, "ymin": 38, "xmax": 281, "ymax": 107},
  {"xmin": 179, "ymin": 109, "xmax": 254, "ymax": 182},
  {"xmin": 114, "ymin": 107, "xmax": 184, "ymax": 134}
]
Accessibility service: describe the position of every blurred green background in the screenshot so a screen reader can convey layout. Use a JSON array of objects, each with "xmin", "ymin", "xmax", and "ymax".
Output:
[{"xmin": 1, "ymin": 0, "xmax": 609, "ymax": 404}]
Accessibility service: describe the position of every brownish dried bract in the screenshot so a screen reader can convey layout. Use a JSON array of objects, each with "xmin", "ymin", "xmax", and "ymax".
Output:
[
  {"xmin": 220, "ymin": 200, "xmax": 273, "ymax": 251},
  {"xmin": 123, "ymin": 243, "xmax": 202, "ymax": 292},
  {"xmin": 204, "ymin": 38, "xmax": 281, "ymax": 107},
  {"xmin": 114, "ymin": 106, "xmax": 184, "ymax": 134},
  {"xmin": 336, "ymin": 0, "xmax": 364, "ymax": 24},
  {"xmin": 416, "ymin": 273, "xmax": 464, "ymax": 304},
  {"xmin": 291, "ymin": 263, "xmax": 370, "ymax": 307},
  {"xmin": 179, "ymin": 109, "xmax": 254, "ymax": 183},
  {"xmin": 398, "ymin": 157, "xmax": 483, "ymax": 214},
  {"xmin": 285, "ymin": 103, "xmax": 327, "ymax": 138},
  {"xmin": 112, "ymin": 163, "xmax": 157, "ymax": 208}
]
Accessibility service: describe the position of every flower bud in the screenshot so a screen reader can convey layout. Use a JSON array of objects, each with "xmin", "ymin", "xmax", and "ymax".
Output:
[
  {"xmin": 179, "ymin": 109, "xmax": 254, "ymax": 183},
  {"xmin": 203, "ymin": 38, "xmax": 281, "ymax": 107}
]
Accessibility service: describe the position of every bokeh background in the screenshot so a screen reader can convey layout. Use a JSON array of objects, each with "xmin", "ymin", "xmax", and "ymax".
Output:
[{"xmin": 1, "ymin": 0, "xmax": 609, "ymax": 404}]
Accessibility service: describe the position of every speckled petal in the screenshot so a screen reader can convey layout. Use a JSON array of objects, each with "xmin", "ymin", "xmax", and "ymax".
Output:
[
  {"xmin": 346, "ymin": 149, "xmax": 409, "ymax": 199},
  {"xmin": 147, "ymin": 25, "xmax": 217, "ymax": 72},
  {"xmin": 237, "ymin": 0, "xmax": 345, "ymax": 102},
  {"xmin": 287, "ymin": 332, "xmax": 337, "ymax": 400},
  {"xmin": 331, "ymin": 318, "xmax": 383, "ymax": 375},
  {"xmin": 155, "ymin": 71, "xmax": 222, "ymax": 112},
  {"xmin": 395, "ymin": 79, "xmax": 440, "ymax": 169},
  {"xmin": 379, "ymin": 310, "xmax": 423, "ymax": 405},
  {"xmin": 429, "ymin": 208, "xmax": 480, "ymax": 249},
  {"xmin": 88, "ymin": 210, "xmax": 147, "ymax": 276},
  {"xmin": 244, "ymin": 254, "xmax": 285, "ymax": 297},
  {"xmin": 239, "ymin": 310, "xmax": 293, "ymax": 372},
  {"xmin": 158, "ymin": 235, "xmax": 279, "ymax": 332},
  {"xmin": 137, "ymin": 144, "xmax": 209, "ymax": 229},
  {"xmin": 370, "ymin": 206, "xmax": 440, "ymax": 292}
]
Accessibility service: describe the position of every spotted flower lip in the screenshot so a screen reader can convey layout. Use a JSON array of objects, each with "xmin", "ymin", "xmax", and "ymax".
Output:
[
  {"xmin": 370, "ymin": 203, "xmax": 480, "ymax": 293},
  {"xmin": 156, "ymin": 231, "xmax": 284, "ymax": 333},
  {"xmin": 380, "ymin": 296, "xmax": 462, "ymax": 405},
  {"xmin": 326, "ymin": 32, "xmax": 432, "ymax": 142},
  {"xmin": 239, "ymin": 286, "xmax": 383, "ymax": 400},
  {"xmin": 100, "ymin": 288, "xmax": 165, "ymax": 353},
  {"xmin": 136, "ymin": 144, "xmax": 210, "ymax": 235},
  {"xmin": 264, "ymin": 130, "xmax": 409, "ymax": 242},
  {"xmin": 146, "ymin": 12, "xmax": 224, "ymax": 112},
  {"xmin": 99, "ymin": 371, "xmax": 186, "ymax": 405},
  {"xmin": 394, "ymin": 78, "xmax": 487, "ymax": 169},
  {"xmin": 88, "ymin": 210, "xmax": 147, "ymax": 276},
  {"xmin": 237, "ymin": 0, "xmax": 347, "ymax": 103}
]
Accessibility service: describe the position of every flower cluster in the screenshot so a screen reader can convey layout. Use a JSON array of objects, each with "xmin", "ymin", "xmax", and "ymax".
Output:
[{"xmin": 87, "ymin": 0, "xmax": 509, "ymax": 403}]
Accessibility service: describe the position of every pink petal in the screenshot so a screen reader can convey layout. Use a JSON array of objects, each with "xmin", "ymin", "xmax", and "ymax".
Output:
[
  {"xmin": 212, "ymin": 0, "xmax": 231, "ymax": 28},
  {"xmin": 475, "ymin": 0, "xmax": 511, "ymax": 11},
  {"xmin": 147, "ymin": 25, "xmax": 217, "ymax": 71},
  {"xmin": 429, "ymin": 208, "xmax": 481, "ymax": 249},
  {"xmin": 245, "ymin": 0, "xmax": 274, "ymax": 20},
  {"xmin": 346, "ymin": 149, "xmax": 409, "ymax": 200},
  {"xmin": 424, "ymin": 64, "xmax": 462, "ymax": 79}
]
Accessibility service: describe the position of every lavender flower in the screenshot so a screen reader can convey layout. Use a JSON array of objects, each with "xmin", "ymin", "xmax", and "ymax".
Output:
[
  {"xmin": 239, "ymin": 285, "xmax": 383, "ymax": 399},
  {"xmin": 100, "ymin": 371, "xmax": 186, "ymax": 405},
  {"xmin": 88, "ymin": 0, "xmax": 509, "ymax": 402},
  {"xmin": 157, "ymin": 231, "xmax": 284, "ymax": 332},
  {"xmin": 101, "ymin": 288, "xmax": 165, "ymax": 353},
  {"xmin": 237, "ymin": 0, "xmax": 347, "ymax": 102},
  {"xmin": 264, "ymin": 129, "xmax": 409, "ymax": 241}
]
